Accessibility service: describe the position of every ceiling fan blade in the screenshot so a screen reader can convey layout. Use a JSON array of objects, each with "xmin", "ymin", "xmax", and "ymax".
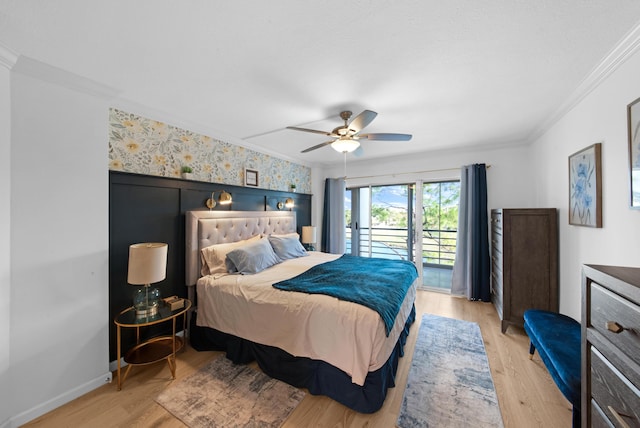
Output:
[
  {"xmin": 301, "ymin": 140, "xmax": 335, "ymax": 153},
  {"xmin": 359, "ymin": 133, "xmax": 412, "ymax": 141},
  {"xmin": 348, "ymin": 110, "xmax": 377, "ymax": 133},
  {"xmin": 287, "ymin": 126, "xmax": 335, "ymax": 137},
  {"xmin": 353, "ymin": 146, "xmax": 365, "ymax": 157}
]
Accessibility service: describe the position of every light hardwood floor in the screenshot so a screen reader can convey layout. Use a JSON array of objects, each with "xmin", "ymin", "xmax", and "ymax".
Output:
[{"xmin": 24, "ymin": 290, "xmax": 572, "ymax": 427}]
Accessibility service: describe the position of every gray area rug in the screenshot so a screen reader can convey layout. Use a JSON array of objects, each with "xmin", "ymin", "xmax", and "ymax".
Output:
[
  {"xmin": 155, "ymin": 355, "xmax": 305, "ymax": 427},
  {"xmin": 397, "ymin": 314, "xmax": 504, "ymax": 427}
]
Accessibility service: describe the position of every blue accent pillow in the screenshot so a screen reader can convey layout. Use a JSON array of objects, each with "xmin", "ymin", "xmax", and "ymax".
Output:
[
  {"xmin": 226, "ymin": 238, "xmax": 281, "ymax": 274},
  {"xmin": 268, "ymin": 233, "xmax": 308, "ymax": 261}
]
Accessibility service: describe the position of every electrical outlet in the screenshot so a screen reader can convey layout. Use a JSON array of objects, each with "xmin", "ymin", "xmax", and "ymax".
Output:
[{"xmin": 105, "ymin": 373, "xmax": 113, "ymax": 383}]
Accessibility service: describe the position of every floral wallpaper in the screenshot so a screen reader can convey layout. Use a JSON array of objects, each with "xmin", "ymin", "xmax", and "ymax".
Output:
[{"xmin": 108, "ymin": 108, "xmax": 311, "ymax": 193}]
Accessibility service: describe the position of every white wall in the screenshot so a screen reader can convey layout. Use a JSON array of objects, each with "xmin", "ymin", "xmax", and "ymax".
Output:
[
  {"xmin": 325, "ymin": 143, "xmax": 533, "ymax": 204},
  {"xmin": 531, "ymin": 46, "xmax": 640, "ymax": 320},
  {"xmin": 317, "ymin": 143, "xmax": 535, "ymax": 243},
  {"xmin": 7, "ymin": 57, "xmax": 114, "ymax": 427},
  {"xmin": 0, "ymin": 44, "xmax": 16, "ymax": 428}
]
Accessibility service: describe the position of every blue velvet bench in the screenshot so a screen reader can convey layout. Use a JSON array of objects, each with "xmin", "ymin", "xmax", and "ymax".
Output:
[{"xmin": 523, "ymin": 309, "xmax": 581, "ymax": 428}]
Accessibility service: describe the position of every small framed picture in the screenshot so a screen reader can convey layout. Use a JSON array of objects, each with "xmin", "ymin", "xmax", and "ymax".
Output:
[
  {"xmin": 568, "ymin": 143, "xmax": 602, "ymax": 227},
  {"xmin": 244, "ymin": 168, "xmax": 258, "ymax": 187},
  {"xmin": 627, "ymin": 96, "xmax": 640, "ymax": 208}
]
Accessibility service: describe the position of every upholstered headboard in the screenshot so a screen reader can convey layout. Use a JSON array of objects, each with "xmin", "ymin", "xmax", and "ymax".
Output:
[{"xmin": 185, "ymin": 210, "xmax": 297, "ymax": 287}]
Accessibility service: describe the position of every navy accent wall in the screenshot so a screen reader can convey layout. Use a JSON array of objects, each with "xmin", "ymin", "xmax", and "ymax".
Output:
[{"xmin": 109, "ymin": 171, "xmax": 311, "ymax": 361}]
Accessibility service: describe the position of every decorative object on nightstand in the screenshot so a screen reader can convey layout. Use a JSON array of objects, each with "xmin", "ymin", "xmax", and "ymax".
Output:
[
  {"xmin": 302, "ymin": 226, "xmax": 317, "ymax": 251},
  {"xmin": 127, "ymin": 242, "xmax": 168, "ymax": 318},
  {"xmin": 163, "ymin": 295, "xmax": 185, "ymax": 310}
]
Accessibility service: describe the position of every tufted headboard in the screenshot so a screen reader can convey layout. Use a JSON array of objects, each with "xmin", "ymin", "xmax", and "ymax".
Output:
[{"xmin": 185, "ymin": 210, "xmax": 297, "ymax": 287}]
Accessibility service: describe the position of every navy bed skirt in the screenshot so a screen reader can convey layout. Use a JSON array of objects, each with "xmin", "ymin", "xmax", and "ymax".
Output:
[{"xmin": 190, "ymin": 305, "xmax": 416, "ymax": 414}]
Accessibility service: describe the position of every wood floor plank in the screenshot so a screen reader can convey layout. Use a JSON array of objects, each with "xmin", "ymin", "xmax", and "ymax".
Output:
[{"xmin": 23, "ymin": 290, "xmax": 571, "ymax": 427}]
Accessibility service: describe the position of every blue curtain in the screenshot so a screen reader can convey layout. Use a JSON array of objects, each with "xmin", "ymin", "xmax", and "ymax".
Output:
[
  {"xmin": 450, "ymin": 164, "xmax": 491, "ymax": 301},
  {"xmin": 321, "ymin": 178, "xmax": 346, "ymax": 254}
]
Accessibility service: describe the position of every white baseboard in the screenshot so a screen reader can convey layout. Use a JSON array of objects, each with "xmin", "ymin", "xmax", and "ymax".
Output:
[{"xmin": 8, "ymin": 371, "xmax": 112, "ymax": 428}]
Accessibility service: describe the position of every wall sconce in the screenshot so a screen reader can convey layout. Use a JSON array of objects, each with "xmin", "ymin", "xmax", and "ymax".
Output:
[
  {"xmin": 206, "ymin": 190, "xmax": 232, "ymax": 210},
  {"xmin": 277, "ymin": 198, "xmax": 294, "ymax": 210}
]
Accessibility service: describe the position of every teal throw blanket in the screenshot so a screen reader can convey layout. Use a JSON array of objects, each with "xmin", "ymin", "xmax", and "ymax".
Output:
[{"xmin": 273, "ymin": 254, "xmax": 418, "ymax": 336}]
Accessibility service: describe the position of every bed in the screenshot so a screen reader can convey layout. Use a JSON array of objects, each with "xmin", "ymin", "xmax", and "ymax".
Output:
[{"xmin": 185, "ymin": 210, "xmax": 417, "ymax": 413}]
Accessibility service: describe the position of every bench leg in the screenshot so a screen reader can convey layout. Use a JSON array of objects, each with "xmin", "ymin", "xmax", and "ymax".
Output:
[{"xmin": 528, "ymin": 342, "xmax": 536, "ymax": 360}]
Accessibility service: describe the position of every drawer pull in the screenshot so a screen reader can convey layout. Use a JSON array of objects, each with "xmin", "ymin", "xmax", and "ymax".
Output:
[
  {"xmin": 606, "ymin": 321, "xmax": 627, "ymax": 334},
  {"xmin": 607, "ymin": 406, "xmax": 634, "ymax": 428}
]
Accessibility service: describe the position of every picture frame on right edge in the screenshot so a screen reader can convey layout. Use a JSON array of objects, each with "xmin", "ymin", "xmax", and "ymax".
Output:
[
  {"xmin": 568, "ymin": 142, "xmax": 602, "ymax": 228},
  {"xmin": 627, "ymin": 96, "xmax": 640, "ymax": 208}
]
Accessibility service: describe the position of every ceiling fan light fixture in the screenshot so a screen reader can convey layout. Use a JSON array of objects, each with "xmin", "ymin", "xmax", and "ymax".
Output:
[
  {"xmin": 292, "ymin": 109, "xmax": 410, "ymax": 154},
  {"xmin": 331, "ymin": 138, "xmax": 360, "ymax": 153}
]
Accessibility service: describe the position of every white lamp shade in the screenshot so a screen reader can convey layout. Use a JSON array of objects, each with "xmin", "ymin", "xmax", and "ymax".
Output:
[
  {"xmin": 127, "ymin": 243, "xmax": 168, "ymax": 285},
  {"xmin": 301, "ymin": 226, "xmax": 317, "ymax": 244}
]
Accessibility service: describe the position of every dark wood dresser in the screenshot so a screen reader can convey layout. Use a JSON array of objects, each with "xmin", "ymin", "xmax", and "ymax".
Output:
[
  {"xmin": 490, "ymin": 208, "xmax": 558, "ymax": 333},
  {"xmin": 582, "ymin": 265, "xmax": 640, "ymax": 427}
]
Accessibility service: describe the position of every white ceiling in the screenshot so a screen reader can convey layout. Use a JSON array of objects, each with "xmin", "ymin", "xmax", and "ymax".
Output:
[{"xmin": 2, "ymin": 1, "xmax": 640, "ymax": 167}]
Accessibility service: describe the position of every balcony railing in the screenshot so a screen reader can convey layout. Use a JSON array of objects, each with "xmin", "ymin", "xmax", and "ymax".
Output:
[{"xmin": 346, "ymin": 226, "xmax": 457, "ymax": 267}]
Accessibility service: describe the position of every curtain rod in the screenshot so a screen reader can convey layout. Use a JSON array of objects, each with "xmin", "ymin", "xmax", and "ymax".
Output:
[{"xmin": 344, "ymin": 164, "xmax": 491, "ymax": 181}]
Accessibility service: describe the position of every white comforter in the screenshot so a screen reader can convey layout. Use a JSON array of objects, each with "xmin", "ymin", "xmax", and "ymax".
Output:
[{"xmin": 196, "ymin": 251, "xmax": 417, "ymax": 386}]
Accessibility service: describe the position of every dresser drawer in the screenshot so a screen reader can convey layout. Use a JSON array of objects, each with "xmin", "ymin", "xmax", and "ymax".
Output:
[
  {"xmin": 590, "ymin": 347, "xmax": 640, "ymax": 428},
  {"xmin": 591, "ymin": 400, "xmax": 615, "ymax": 428},
  {"xmin": 590, "ymin": 282, "xmax": 640, "ymax": 367}
]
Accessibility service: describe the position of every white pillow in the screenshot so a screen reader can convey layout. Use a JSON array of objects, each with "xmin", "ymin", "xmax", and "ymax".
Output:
[{"xmin": 200, "ymin": 235, "xmax": 261, "ymax": 276}]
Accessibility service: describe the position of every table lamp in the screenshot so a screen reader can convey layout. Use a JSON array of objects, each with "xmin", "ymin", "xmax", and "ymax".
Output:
[
  {"xmin": 127, "ymin": 242, "xmax": 168, "ymax": 318},
  {"xmin": 301, "ymin": 226, "xmax": 317, "ymax": 251}
]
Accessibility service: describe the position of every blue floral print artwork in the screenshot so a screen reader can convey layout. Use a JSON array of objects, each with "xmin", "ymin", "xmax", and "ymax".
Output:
[
  {"xmin": 629, "ymin": 99, "xmax": 640, "ymax": 207},
  {"xmin": 569, "ymin": 144, "xmax": 600, "ymax": 227}
]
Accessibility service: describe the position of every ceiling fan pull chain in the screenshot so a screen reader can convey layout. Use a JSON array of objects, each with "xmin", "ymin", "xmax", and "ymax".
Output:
[{"xmin": 344, "ymin": 152, "xmax": 347, "ymax": 178}]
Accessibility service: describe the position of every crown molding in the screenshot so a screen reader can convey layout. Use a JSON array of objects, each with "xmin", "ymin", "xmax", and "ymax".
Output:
[
  {"xmin": 528, "ymin": 21, "xmax": 640, "ymax": 143},
  {"xmin": 12, "ymin": 56, "xmax": 119, "ymax": 99},
  {"xmin": 0, "ymin": 41, "xmax": 18, "ymax": 70}
]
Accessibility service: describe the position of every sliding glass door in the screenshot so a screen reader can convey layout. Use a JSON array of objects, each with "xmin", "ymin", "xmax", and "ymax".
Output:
[
  {"xmin": 419, "ymin": 181, "xmax": 460, "ymax": 291},
  {"xmin": 346, "ymin": 180, "xmax": 460, "ymax": 291},
  {"xmin": 346, "ymin": 185, "xmax": 412, "ymax": 260}
]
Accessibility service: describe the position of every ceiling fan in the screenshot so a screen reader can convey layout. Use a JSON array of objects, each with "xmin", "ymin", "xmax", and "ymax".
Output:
[{"xmin": 286, "ymin": 110, "xmax": 412, "ymax": 154}]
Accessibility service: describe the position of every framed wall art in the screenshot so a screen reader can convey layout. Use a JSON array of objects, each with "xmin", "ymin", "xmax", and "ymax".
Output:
[
  {"xmin": 627, "ymin": 97, "xmax": 640, "ymax": 208},
  {"xmin": 568, "ymin": 142, "xmax": 602, "ymax": 227},
  {"xmin": 244, "ymin": 168, "xmax": 258, "ymax": 187}
]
